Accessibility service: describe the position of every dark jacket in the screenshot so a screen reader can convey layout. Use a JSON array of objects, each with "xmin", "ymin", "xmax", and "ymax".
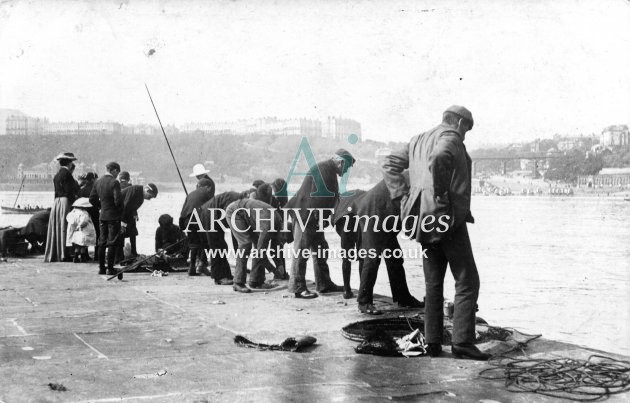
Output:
[
  {"xmin": 199, "ymin": 191, "xmax": 246, "ymax": 233},
  {"xmin": 21, "ymin": 208, "xmax": 51, "ymax": 241},
  {"xmin": 382, "ymin": 124, "xmax": 473, "ymax": 243},
  {"xmin": 353, "ymin": 181, "xmax": 395, "ymax": 222},
  {"xmin": 332, "ymin": 189, "xmax": 366, "ymax": 226},
  {"xmin": 79, "ymin": 182, "xmax": 99, "ymax": 226},
  {"xmin": 179, "ymin": 188, "xmax": 214, "ymax": 230},
  {"xmin": 271, "ymin": 188, "xmax": 289, "ymax": 208},
  {"xmin": 333, "ymin": 189, "xmax": 366, "ymax": 253},
  {"xmin": 333, "ymin": 182, "xmax": 401, "ymax": 244},
  {"xmin": 206, "ymin": 191, "xmax": 244, "ymax": 210},
  {"xmin": 121, "ymin": 185, "xmax": 145, "ymax": 225},
  {"xmin": 155, "ymin": 224, "xmax": 186, "ymax": 253},
  {"xmin": 53, "ymin": 167, "xmax": 79, "ymax": 203},
  {"xmin": 89, "ymin": 174, "xmax": 123, "ymax": 221},
  {"xmin": 285, "ymin": 159, "xmax": 339, "ymax": 226}
]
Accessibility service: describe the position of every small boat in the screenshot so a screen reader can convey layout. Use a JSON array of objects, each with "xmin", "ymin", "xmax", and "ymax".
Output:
[
  {"xmin": 0, "ymin": 206, "xmax": 48, "ymax": 214},
  {"xmin": 1, "ymin": 176, "xmax": 47, "ymax": 214}
]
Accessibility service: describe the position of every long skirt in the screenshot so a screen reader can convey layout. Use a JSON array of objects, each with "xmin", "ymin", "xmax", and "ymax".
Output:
[{"xmin": 44, "ymin": 197, "xmax": 70, "ymax": 262}]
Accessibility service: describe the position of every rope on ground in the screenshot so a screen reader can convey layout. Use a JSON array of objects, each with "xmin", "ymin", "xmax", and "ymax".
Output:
[{"xmin": 479, "ymin": 354, "xmax": 630, "ymax": 401}]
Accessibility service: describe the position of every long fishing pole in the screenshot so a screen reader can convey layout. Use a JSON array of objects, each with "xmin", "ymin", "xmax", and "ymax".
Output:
[
  {"xmin": 144, "ymin": 84, "xmax": 188, "ymax": 196},
  {"xmin": 13, "ymin": 175, "xmax": 26, "ymax": 208}
]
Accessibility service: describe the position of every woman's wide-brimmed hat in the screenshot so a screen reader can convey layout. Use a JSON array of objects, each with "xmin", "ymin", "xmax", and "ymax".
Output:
[
  {"xmin": 72, "ymin": 197, "xmax": 92, "ymax": 208},
  {"xmin": 55, "ymin": 152, "xmax": 77, "ymax": 161},
  {"xmin": 189, "ymin": 163, "xmax": 210, "ymax": 177}
]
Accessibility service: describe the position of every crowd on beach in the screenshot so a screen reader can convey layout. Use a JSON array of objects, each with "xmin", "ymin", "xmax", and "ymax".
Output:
[{"xmin": 17, "ymin": 106, "xmax": 492, "ymax": 360}]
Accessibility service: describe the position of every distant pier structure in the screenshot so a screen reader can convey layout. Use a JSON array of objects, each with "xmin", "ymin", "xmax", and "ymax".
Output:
[
  {"xmin": 578, "ymin": 167, "xmax": 630, "ymax": 188},
  {"xmin": 16, "ymin": 161, "xmax": 100, "ymax": 182}
]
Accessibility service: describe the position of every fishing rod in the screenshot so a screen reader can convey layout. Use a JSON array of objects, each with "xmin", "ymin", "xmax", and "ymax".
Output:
[
  {"xmin": 144, "ymin": 84, "xmax": 188, "ymax": 196},
  {"xmin": 12, "ymin": 175, "xmax": 26, "ymax": 208}
]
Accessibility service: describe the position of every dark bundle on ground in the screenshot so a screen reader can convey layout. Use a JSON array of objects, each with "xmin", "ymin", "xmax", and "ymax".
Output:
[
  {"xmin": 48, "ymin": 382, "xmax": 67, "ymax": 391},
  {"xmin": 354, "ymin": 329, "xmax": 401, "ymax": 357},
  {"xmin": 0, "ymin": 227, "xmax": 28, "ymax": 258},
  {"xmin": 476, "ymin": 326, "xmax": 512, "ymax": 343},
  {"xmin": 233, "ymin": 335, "xmax": 317, "ymax": 352}
]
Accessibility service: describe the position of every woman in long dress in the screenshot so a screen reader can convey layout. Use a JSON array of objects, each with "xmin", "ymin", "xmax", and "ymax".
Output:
[{"xmin": 44, "ymin": 152, "xmax": 79, "ymax": 262}]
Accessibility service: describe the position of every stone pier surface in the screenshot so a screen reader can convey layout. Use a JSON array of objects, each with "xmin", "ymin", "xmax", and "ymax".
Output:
[{"xmin": 0, "ymin": 258, "xmax": 628, "ymax": 402}]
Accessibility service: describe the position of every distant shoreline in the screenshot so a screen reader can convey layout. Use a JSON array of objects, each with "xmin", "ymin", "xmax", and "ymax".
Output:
[
  {"xmin": 0, "ymin": 181, "xmax": 248, "ymax": 193},
  {"xmin": 0, "ymin": 184, "xmax": 628, "ymax": 199}
]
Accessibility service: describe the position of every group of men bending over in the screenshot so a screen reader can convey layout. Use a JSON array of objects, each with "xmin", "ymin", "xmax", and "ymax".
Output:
[
  {"xmin": 178, "ymin": 150, "xmax": 423, "ymax": 318},
  {"xmin": 179, "ymin": 105, "xmax": 490, "ymax": 360},
  {"xmin": 85, "ymin": 105, "xmax": 487, "ymax": 360}
]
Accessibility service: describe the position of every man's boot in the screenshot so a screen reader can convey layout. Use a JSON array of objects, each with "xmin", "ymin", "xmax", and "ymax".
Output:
[
  {"xmin": 233, "ymin": 283, "xmax": 251, "ymax": 293},
  {"xmin": 451, "ymin": 343, "xmax": 491, "ymax": 360},
  {"xmin": 426, "ymin": 343, "xmax": 442, "ymax": 357}
]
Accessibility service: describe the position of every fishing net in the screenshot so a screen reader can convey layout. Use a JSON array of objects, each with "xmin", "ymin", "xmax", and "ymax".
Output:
[
  {"xmin": 343, "ymin": 316, "xmax": 541, "ymax": 358},
  {"xmin": 479, "ymin": 354, "xmax": 630, "ymax": 401},
  {"xmin": 342, "ymin": 316, "xmax": 424, "ymax": 342}
]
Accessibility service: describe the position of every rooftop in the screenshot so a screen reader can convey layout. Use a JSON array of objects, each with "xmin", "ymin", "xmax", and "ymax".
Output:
[{"xmin": 599, "ymin": 167, "xmax": 630, "ymax": 175}]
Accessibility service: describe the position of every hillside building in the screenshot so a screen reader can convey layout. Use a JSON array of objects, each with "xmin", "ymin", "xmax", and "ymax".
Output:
[
  {"xmin": 600, "ymin": 125, "xmax": 629, "ymax": 148},
  {"xmin": 322, "ymin": 117, "xmax": 362, "ymax": 141},
  {"xmin": 5, "ymin": 115, "xmax": 47, "ymax": 136},
  {"xmin": 44, "ymin": 121, "xmax": 123, "ymax": 136}
]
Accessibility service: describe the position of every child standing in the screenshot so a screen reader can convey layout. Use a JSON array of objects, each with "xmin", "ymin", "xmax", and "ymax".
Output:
[{"xmin": 66, "ymin": 198, "xmax": 97, "ymax": 263}]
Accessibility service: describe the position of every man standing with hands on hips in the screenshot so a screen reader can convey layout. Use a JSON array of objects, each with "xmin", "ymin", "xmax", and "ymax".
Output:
[{"xmin": 382, "ymin": 105, "xmax": 489, "ymax": 360}]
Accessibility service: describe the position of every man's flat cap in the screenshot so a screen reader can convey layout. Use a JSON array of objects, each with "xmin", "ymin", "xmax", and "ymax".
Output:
[
  {"xmin": 334, "ymin": 148, "xmax": 356, "ymax": 164},
  {"xmin": 146, "ymin": 183, "xmax": 159, "ymax": 196},
  {"xmin": 106, "ymin": 161, "xmax": 121, "ymax": 172},
  {"xmin": 444, "ymin": 105, "xmax": 474, "ymax": 128}
]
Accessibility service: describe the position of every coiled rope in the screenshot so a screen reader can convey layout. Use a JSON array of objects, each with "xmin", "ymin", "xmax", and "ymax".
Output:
[{"xmin": 479, "ymin": 354, "xmax": 630, "ymax": 401}]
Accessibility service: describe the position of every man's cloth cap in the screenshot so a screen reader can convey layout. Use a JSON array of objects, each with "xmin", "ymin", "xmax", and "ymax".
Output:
[
  {"xmin": 252, "ymin": 179, "xmax": 265, "ymax": 188},
  {"xmin": 334, "ymin": 149, "xmax": 356, "ymax": 165},
  {"xmin": 444, "ymin": 105, "xmax": 474, "ymax": 128},
  {"xmin": 145, "ymin": 183, "xmax": 158, "ymax": 196},
  {"xmin": 106, "ymin": 161, "xmax": 121, "ymax": 172}
]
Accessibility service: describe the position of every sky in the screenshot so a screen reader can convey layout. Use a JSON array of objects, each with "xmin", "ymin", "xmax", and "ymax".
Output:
[{"xmin": 0, "ymin": 0, "xmax": 629, "ymax": 149}]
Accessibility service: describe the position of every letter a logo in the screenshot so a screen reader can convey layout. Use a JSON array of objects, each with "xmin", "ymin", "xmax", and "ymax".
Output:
[{"xmin": 283, "ymin": 137, "xmax": 334, "ymax": 197}]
